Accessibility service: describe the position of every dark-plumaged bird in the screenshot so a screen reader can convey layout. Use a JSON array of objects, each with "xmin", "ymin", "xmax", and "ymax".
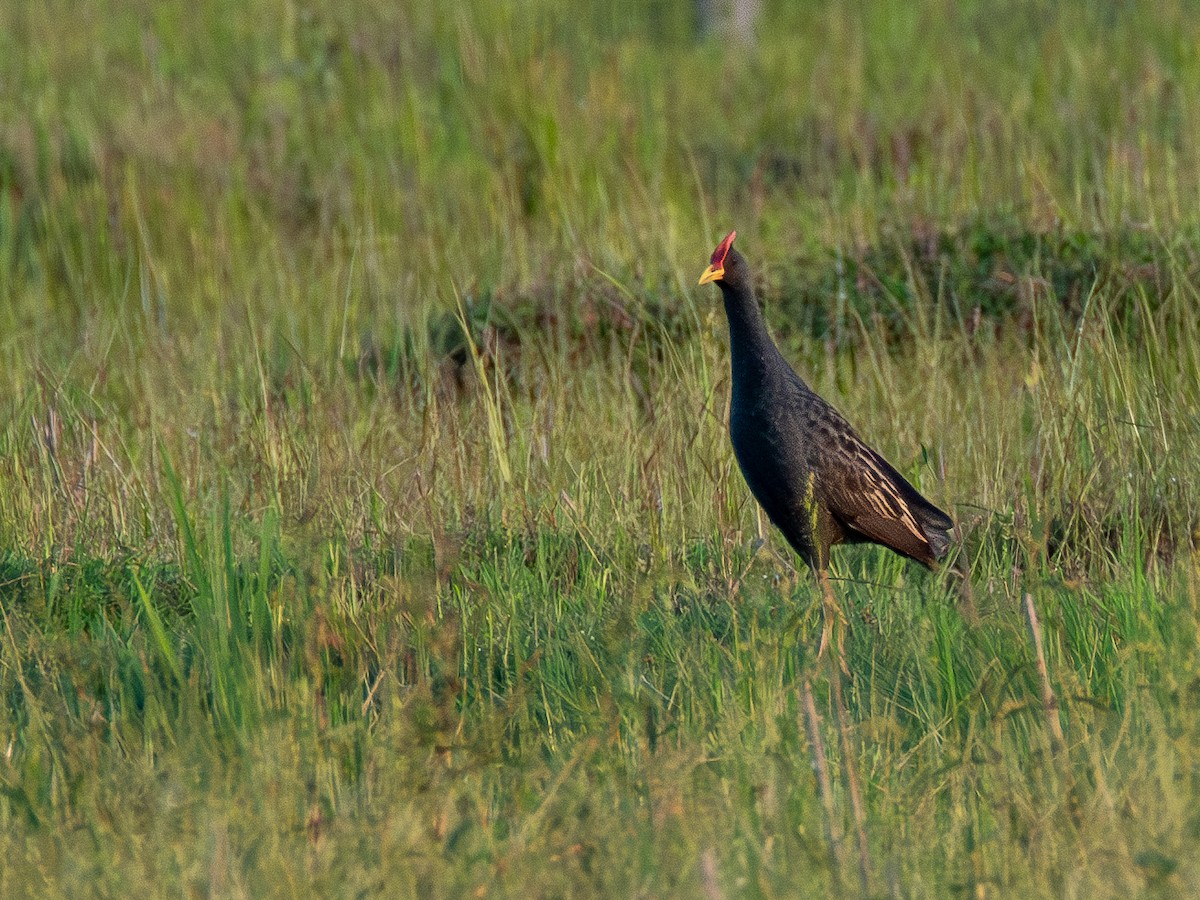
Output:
[{"xmin": 698, "ymin": 230, "xmax": 954, "ymax": 585}]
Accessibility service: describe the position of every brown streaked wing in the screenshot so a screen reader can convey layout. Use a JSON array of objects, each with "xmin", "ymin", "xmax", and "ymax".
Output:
[{"xmin": 818, "ymin": 434, "xmax": 938, "ymax": 564}]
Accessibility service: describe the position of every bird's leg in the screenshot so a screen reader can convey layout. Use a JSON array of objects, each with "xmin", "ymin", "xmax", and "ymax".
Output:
[
  {"xmin": 817, "ymin": 567, "xmax": 871, "ymax": 893},
  {"xmin": 816, "ymin": 587, "xmax": 832, "ymax": 662},
  {"xmin": 817, "ymin": 567, "xmax": 850, "ymax": 676}
]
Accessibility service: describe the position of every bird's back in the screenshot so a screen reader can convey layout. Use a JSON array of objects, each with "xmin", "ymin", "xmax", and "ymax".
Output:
[{"xmin": 702, "ymin": 234, "xmax": 953, "ymax": 571}]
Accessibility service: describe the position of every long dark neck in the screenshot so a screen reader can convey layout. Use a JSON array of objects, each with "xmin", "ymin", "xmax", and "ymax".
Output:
[{"xmin": 719, "ymin": 280, "xmax": 779, "ymax": 384}]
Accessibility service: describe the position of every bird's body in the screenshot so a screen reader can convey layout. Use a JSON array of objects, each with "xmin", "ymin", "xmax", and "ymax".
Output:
[
  {"xmin": 700, "ymin": 231, "xmax": 953, "ymax": 573},
  {"xmin": 697, "ymin": 232, "xmax": 941, "ymax": 895}
]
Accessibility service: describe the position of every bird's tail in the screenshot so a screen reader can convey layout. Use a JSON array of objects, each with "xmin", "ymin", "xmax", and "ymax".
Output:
[
  {"xmin": 923, "ymin": 524, "xmax": 953, "ymax": 562},
  {"xmin": 917, "ymin": 506, "xmax": 955, "ymax": 562}
]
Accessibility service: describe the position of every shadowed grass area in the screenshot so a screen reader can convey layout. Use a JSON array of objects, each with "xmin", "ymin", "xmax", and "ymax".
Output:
[{"xmin": 3, "ymin": 0, "xmax": 1200, "ymax": 896}]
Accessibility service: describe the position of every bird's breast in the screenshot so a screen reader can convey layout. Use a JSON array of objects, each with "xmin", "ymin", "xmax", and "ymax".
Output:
[{"xmin": 729, "ymin": 401, "xmax": 812, "ymax": 490}]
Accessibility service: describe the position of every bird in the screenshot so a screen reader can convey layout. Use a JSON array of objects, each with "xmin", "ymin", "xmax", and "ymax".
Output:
[{"xmin": 698, "ymin": 230, "xmax": 954, "ymax": 637}]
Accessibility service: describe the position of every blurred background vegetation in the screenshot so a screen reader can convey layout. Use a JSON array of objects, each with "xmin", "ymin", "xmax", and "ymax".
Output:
[{"xmin": 2, "ymin": 0, "xmax": 1200, "ymax": 896}]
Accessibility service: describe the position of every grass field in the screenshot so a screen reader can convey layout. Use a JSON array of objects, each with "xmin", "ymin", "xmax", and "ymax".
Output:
[{"xmin": 3, "ymin": 0, "xmax": 1200, "ymax": 896}]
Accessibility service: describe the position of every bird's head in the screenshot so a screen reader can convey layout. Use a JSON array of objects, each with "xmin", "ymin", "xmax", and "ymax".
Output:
[{"xmin": 697, "ymin": 230, "xmax": 741, "ymax": 287}]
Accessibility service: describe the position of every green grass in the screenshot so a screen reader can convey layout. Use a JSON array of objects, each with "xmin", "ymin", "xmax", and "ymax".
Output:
[{"xmin": 2, "ymin": 0, "xmax": 1200, "ymax": 895}]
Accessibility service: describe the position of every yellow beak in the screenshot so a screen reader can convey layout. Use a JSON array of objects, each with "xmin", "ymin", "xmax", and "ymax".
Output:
[{"xmin": 697, "ymin": 265, "xmax": 724, "ymax": 286}]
